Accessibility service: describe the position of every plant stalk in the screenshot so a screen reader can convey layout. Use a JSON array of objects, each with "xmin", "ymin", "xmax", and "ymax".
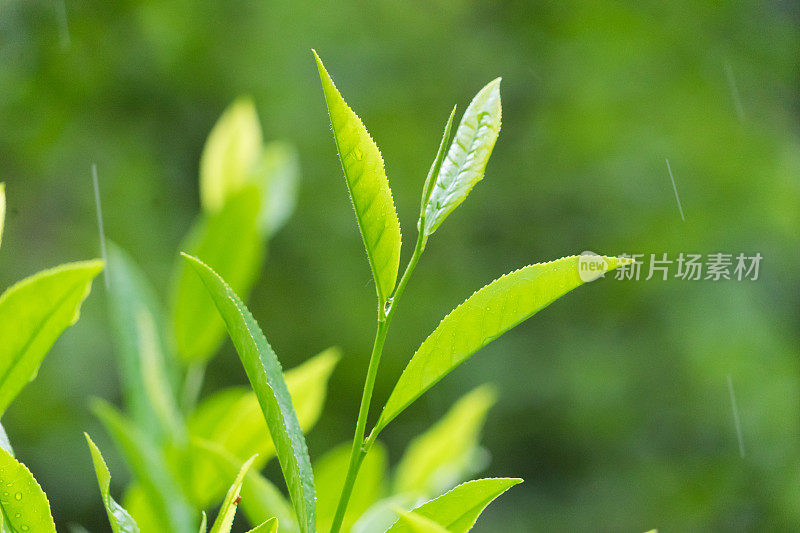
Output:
[{"xmin": 329, "ymin": 231, "xmax": 427, "ymax": 533}]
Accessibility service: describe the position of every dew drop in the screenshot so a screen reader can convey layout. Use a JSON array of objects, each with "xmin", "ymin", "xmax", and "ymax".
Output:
[
  {"xmin": 383, "ymin": 297, "xmax": 394, "ymax": 315},
  {"xmin": 14, "ymin": 492, "xmax": 21, "ymax": 500},
  {"xmin": 14, "ymin": 513, "xmax": 20, "ymax": 518},
  {"xmin": 21, "ymin": 526, "xmax": 29, "ymax": 531}
]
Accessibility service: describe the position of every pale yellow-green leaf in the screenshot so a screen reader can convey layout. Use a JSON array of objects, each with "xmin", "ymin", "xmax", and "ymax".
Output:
[
  {"xmin": 123, "ymin": 484, "xmax": 162, "ymax": 533},
  {"xmin": 209, "ymin": 454, "xmax": 257, "ymax": 533},
  {"xmin": 393, "ymin": 510, "xmax": 450, "ymax": 533},
  {"xmin": 84, "ymin": 434, "xmax": 140, "ymax": 533},
  {"xmin": 200, "ymin": 97, "xmax": 263, "ymax": 213},
  {"xmin": 251, "ymin": 141, "xmax": 301, "ymax": 235},
  {"xmin": 173, "ymin": 186, "xmax": 264, "ymax": 363},
  {"xmin": 247, "ymin": 517, "xmax": 278, "ymax": 533},
  {"xmin": 375, "ymin": 255, "xmax": 629, "ymax": 434},
  {"xmin": 394, "ymin": 384, "xmax": 496, "ymax": 496},
  {"xmin": 423, "ymin": 79, "xmax": 502, "ymax": 235},
  {"xmin": 315, "ymin": 441, "xmax": 387, "ymax": 533},
  {"xmin": 314, "ymin": 50, "xmax": 402, "ymax": 305},
  {"xmin": 189, "ymin": 438, "xmax": 298, "ymax": 533},
  {"xmin": 0, "ymin": 445, "xmax": 56, "ymax": 532},
  {"xmin": 187, "ymin": 348, "xmax": 339, "ymax": 505},
  {"xmin": 0, "ymin": 260, "xmax": 103, "ymax": 416},
  {"xmin": 385, "ymin": 478, "xmax": 521, "ymax": 533}
]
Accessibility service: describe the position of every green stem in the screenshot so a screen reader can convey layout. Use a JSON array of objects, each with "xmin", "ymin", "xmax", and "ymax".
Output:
[{"xmin": 329, "ymin": 231, "xmax": 427, "ymax": 533}]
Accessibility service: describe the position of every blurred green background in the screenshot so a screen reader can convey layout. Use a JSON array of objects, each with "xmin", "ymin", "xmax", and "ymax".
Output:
[{"xmin": 1, "ymin": 1, "xmax": 799, "ymax": 530}]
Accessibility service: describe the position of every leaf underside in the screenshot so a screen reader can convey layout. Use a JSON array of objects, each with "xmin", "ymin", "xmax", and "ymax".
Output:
[
  {"xmin": 0, "ymin": 260, "xmax": 103, "ymax": 417},
  {"xmin": 314, "ymin": 50, "xmax": 402, "ymax": 304},
  {"xmin": 423, "ymin": 79, "xmax": 502, "ymax": 235},
  {"xmin": 376, "ymin": 255, "xmax": 628, "ymax": 433},
  {"xmin": 183, "ymin": 253, "xmax": 315, "ymax": 533}
]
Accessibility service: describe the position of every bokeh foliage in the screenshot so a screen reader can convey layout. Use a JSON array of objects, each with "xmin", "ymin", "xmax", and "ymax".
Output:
[{"xmin": 0, "ymin": 1, "xmax": 798, "ymax": 530}]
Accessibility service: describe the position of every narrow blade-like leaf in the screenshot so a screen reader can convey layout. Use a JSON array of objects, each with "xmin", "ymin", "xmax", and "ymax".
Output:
[
  {"xmin": 247, "ymin": 518, "xmax": 278, "ymax": 533},
  {"xmin": 419, "ymin": 107, "xmax": 457, "ymax": 229},
  {"xmin": 107, "ymin": 242, "xmax": 182, "ymax": 440},
  {"xmin": 0, "ymin": 445, "xmax": 56, "ymax": 532},
  {"xmin": 423, "ymin": 79, "xmax": 502, "ymax": 235},
  {"xmin": 188, "ymin": 349, "xmax": 339, "ymax": 505},
  {"xmin": 200, "ymin": 97, "xmax": 263, "ymax": 213},
  {"xmin": 315, "ymin": 441, "xmax": 387, "ymax": 533},
  {"xmin": 375, "ymin": 255, "xmax": 629, "ymax": 434},
  {"xmin": 0, "ymin": 182, "xmax": 5, "ymax": 248},
  {"xmin": 92, "ymin": 400, "xmax": 196, "ymax": 533},
  {"xmin": 182, "ymin": 253, "xmax": 315, "ymax": 533},
  {"xmin": 393, "ymin": 510, "xmax": 450, "ymax": 533},
  {"xmin": 84, "ymin": 433, "xmax": 141, "ymax": 533},
  {"xmin": 385, "ymin": 478, "xmax": 521, "ymax": 533},
  {"xmin": 0, "ymin": 260, "xmax": 103, "ymax": 416},
  {"xmin": 394, "ymin": 384, "xmax": 496, "ymax": 496},
  {"xmin": 173, "ymin": 186, "xmax": 264, "ymax": 363},
  {"xmin": 313, "ymin": 50, "xmax": 402, "ymax": 304},
  {"xmin": 198, "ymin": 512, "xmax": 207, "ymax": 533},
  {"xmin": 209, "ymin": 454, "xmax": 257, "ymax": 533},
  {"xmin": 190, "ymin": 438, "xmax": 298, "ymax": 533}
]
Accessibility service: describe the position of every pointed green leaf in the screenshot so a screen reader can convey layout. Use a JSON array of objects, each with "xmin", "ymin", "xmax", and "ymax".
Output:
[
  {"xmin": 200, "ymin": 97, "xmax": 264, "ymax": 213},
  {"xmin": 173, "ymin": 186, "xmax": 265, "ymax": 363},
  {"xmin": 209, "ymin": 454, "xmax": 257, "ymax": 533},
  {"xmin": 375, "ymin": 255, "xmax": 629, "ymax": 434},
  {"xmin": 198, "ymin": 512, "xmax": 207, "ymax": 533},
  {"xmin": 314, "ymin": 50, "xmax": 402, "ymax": 304},
  {"xmin": 247, "ymin": 517, "xmax": 278, "ymax": 533},
  {"xmin": 422, "ymin": 79, "xmax": 502, "ymax": 235},
  {"xmin": 107, "ymin": 242, "xmax": 182, "ymax": 440},
  {"xmin": 315, "ymin": 441, "xmax": 387, "ymax": 533},
  {"xmin": 394, "ymin": 510, "xmax": 450, "ymax": 533},
  {"xmin": 182, "ymin": 253, "xmax": 315, "ymax": 533},
  {"xmin": 0, "ymin": 182, "xmax": 5, "ymax": 248},
  {"xmin": 84, "ymin": 433, "xmax": 141, "ymax": 533},
  {"xmin": 188, "ymin": 349, "xmax": 339, "ymax": 505},
  {"xmin": 92, "ymin": 400, "xmax": 196, "ymax": 533},
  {"xmin": 190, "ymin": 438, "xmax": 298, "ymax": 533},
  {"xmin": 0, "ymin": 260, "xmax": 103, "ymax": 416},
  {"xmin": 394, "ymin": 384, "xmax": 496, "ymax": 496},
  {"xmin": 251, "ymin": 141, "xmax": 301, "ymax": 236},
  {"xmin": 0, "ymin": 445, "xmax": 56, "ymax": 532},
  {"xmin": 419, "ymin": 107, "xmax": 457, "ymax": 230},
  {"xmin": 385, "ymin": 478, "xmax": 521, "ymax": 533}
]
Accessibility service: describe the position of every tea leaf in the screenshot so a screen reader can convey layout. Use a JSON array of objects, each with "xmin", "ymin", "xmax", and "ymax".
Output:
[
  {"xmin": 315, "ymin": 441, "xmax": 387, "ymax": 533},
  {"xmin": 84, "ymin": 433, "xmax": 141, "ymax": 533},
  {"xmin": 182, "ymin": 253, "xmax": 315, "ymax": 533},
  {"xmin": 198, "ymin": 512, "xmax": 207, "ymax": 533},
  {"xmin": 0, "ymin": 182, "xmax": 5, "ymax": 248},
  {"xmin": 92, "ymin": 400, "xmax": 196, "ymax": 533},
  {"xmin": 313, "ymin": 51, "xmax": 402, "ymax": 304},
  {"xmin": 394, "ymin": 384, "xmax": 496, "ymax": 496},
  {"xmin": 384, "ymin": 478, "xmax": 521, "ymax": 533},
  {"xmin": 188, "ymin": 348, "xmax": 339, "ymax": 504},
  {"xmin": 173, "ymin": 186, "xmax": 264, "ymax": 363},
  {"xmin": 107, "ymin": 243, "xmax": 182, "ymax": 440},
  {"xmin": 0, "ymin": 445, "xmax": 56, "ymax": 532},
  {"xmin": 393, "ymin": 510, "xmax": 450, "ymax": 533},
  {"xmin": 0, "ymin": 260, "xmax": 103, "ymax": 416},
  {"xmin": 375, "ymin": 255, "xmax": 628, "ymax": 433},
  {"xmin": 190, "ymin": 438, "xmax": 298, "ymax": 533},
  {"xmin": 209, "ymin": 454, "xmax": 257, "ymax": 533},
  {"xmin": 246, "ymin": 517, "xmax": 278, "ymax": 533},
  {"xmin": 352, "ymin": 495, "xmax": 422, "ymax": 533},
  {"xmin": 247, "ymin": 517, "xmax": 278, "ymax": 533},
  {"xmin": 252, "ymin": 141, "xmax": 301, "ymax": 236},
  {"xmin": 422, "ymin": 79, "xmax": 502, "ymax": 235},
  {"xmin": 200, "ymin": 97, "xmax": 263, "ymax": 213},
  {"xmin": 418, "ymin": 107, "xmax": 456, "ymax": 230}
]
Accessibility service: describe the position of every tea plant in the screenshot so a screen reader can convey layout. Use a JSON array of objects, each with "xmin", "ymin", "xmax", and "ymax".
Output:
[{"xmin": 0, "ymin": 51, "xmax": 627, "ymax": 532}]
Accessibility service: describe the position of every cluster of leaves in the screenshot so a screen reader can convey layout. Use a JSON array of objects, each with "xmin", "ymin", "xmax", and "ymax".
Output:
[{"xmin": 0, "ymin": 52, "xmax": 628, "ymax": 533}]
